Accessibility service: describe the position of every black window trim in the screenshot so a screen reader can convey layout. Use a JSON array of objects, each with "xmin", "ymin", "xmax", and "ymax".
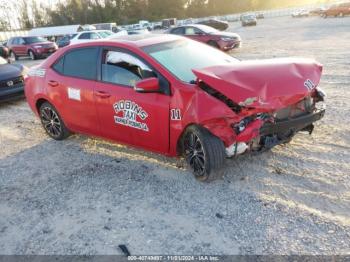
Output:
[
  {"xmin": 97, "ymin": 46, "xmax": 171, "ymax": 96},
  {"xmin": 51, "ymin": 46, "xmax": 100, "ymax": 82}
]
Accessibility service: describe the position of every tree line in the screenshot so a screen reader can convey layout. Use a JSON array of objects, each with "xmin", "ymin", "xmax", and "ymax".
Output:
[{"xmin": 0, "ymin": 0, "xmax": 334, "ymax": 30}]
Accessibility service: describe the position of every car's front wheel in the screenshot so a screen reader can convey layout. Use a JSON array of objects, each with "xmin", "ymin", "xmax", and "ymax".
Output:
[
  {"xmin": 9, "ymin": 51, "xmax": 17, "ymax": 61},
  {"xmin": 182, "ymin": 126, "xmax": 226, "ymax": 182},
  {"xmin": 39, "ymin": 102, "xmax": 70, "ymax": 140},
  {"xmin": 28, "ymin": 50, "xmax": 36, "ymax": 60}
]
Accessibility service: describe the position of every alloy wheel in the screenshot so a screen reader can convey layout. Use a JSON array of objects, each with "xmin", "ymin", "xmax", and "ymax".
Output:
[
  {"xmin": 40, "ymin": 106, "xmax": 62, "ymax": 138},
  {"xmin": 184, "ymin": 132, "xmax": 206, "ymax": 177}
]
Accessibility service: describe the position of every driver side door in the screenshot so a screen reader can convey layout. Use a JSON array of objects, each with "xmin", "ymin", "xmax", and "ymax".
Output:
[
  {"xmin": 184, "ymin": 27, "xmax": 207, "ymax": 43},
  {"xmin": 94, "ymin": 48, "xmax": 171, "ymax": 154}
]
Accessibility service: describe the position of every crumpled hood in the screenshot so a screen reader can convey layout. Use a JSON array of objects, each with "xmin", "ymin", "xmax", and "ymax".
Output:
[{"xmin": 193, "ymin": 58, "xmax": 323, "ymax": 110}]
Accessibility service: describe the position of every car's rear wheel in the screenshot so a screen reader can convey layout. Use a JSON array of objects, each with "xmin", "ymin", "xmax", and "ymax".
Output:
[
  {"xmin": 9, "ymin": 51, "xmax": 17, "ymax": 61},
  {"xmin": 39, "ymin": 102, "xmax": 70, "ymax": 140},
  {"xmin": 182, "ymin": 126, "xmax": 225, "ymax": 182},
  {"xmin": 28, "ymin": 50, "xmax": 36, "ymax": 60}
]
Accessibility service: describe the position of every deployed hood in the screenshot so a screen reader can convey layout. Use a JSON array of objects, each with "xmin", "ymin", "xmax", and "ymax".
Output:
[
  {"xmin": 0, "ymin": 63, "xmax": 23, "ymax": 80},
  {"xmin": 193, "ymin": 58, "xmax": 323, "ymax": 110}
]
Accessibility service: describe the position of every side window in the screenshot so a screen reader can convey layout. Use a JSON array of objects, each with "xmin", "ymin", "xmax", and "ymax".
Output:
[
  {"xmin": 90, "ymin": 33, "xmax": 100, "ymax": 40},
  {"xmin": 18, "ymin": 38, "xmax": 25, "ymax": 45},
  {"xmin": 101, "ymin": 50, "xmax": 156, "ymax": 87},
  {"xmin": 78, "ymin": 33, "xmax": 90, "ymax": 40},
  {"xmin": 62, "ymin": 47, "xmax": 98, "ymax": 80},
  {"xmin": 12, "ymin": 38, "xmax": 18, "ymax": 45},
  {"xmin": 185, "ymin": 27, "xmax": 202, "ymax": 35},
  {"xmin": 171, "ymin": 27, "xmax": 184, "ymax": 35}
]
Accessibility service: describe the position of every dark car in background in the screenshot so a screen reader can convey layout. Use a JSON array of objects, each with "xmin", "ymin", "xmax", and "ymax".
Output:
[
  {"xmin": 56, "ymin": 34, "xmax": 77, "ymax": 48},
  {"xmin": 168, "ymin": 24, "xmax": 241, "ymax": 51},
  {"xmin": 241, "ymin": 14, "xmax": 257, "ymax": 26},
  {"xmin": 198, "ymin": 19, "xmax": 229, "ymax": 31},
  {"xmin": 0, "ymin": 45, "xmax": 9, "ymax": 59},
  {"xmin": 0, "ymin": 57, "xmax": 26, "ymax": 102},
  {"xmin": 7, "ymin": 36, "xmax": 58, "ymax": 60}
]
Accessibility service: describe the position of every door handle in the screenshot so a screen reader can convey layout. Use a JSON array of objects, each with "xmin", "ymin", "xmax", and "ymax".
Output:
[
  {"xmin": 48, "ymin": 80, "xmax": 59, "ymax": 87},
  {"xmin": 95, "ymin": 91, "xmax": 111, "ymax": 98}
]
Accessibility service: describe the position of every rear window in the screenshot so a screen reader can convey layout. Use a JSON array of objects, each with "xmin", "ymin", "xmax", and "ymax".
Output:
[{"xmin": 52, "ymin": 47, "xmax": 98, "ymax": 80}]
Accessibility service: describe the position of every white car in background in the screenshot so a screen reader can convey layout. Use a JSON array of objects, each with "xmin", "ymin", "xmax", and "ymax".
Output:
[{"xmin": 69, "ymin": 30, "xmax": 127, "ymax": 45}]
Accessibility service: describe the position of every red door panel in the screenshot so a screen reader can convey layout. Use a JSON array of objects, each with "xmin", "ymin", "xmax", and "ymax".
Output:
[
  {"xmin": 45, "ymin": 69, "xmax": 100, "ymax": 136},
  {"xmin": 94, "ymin": 82, "xmax": 170, "ymax": 154}
]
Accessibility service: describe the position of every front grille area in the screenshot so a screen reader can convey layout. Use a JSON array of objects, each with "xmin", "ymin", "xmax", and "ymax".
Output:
[
  {"xmin": 0, "ymin": 76, "xmax": 24, "ymax": 89},
  {"xmin": 276, "ymin": 96, "xmax": 314, "ymax": 121}
]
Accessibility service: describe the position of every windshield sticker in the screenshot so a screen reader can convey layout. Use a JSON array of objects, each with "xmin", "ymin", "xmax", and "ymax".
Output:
[
  {"xmin": 113, "ymin": 100, "xmax": 149, "ymax": 132},
  {"xmin": 28, "ymin": 68, "xmax": 46, "ymax": 77}
]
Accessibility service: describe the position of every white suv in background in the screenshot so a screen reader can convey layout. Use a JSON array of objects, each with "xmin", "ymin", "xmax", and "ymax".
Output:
[{"xmin": 69, "ymin": 30, "xmax": 127, "ymax": 45}]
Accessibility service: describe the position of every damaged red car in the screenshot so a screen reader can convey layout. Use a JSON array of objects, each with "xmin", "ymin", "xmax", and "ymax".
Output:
[{"xmin": 25, "ymin": 35, "xmax": 326, "ymax": 181}]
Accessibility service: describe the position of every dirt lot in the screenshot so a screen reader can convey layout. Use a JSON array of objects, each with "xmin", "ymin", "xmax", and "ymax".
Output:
[{"xmin": 1, "ymin": 16, "xmax": 350, "ymax": 255}]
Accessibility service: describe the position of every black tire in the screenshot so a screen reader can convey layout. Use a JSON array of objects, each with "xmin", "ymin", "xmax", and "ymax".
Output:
[
  {"xmin": 9, "ymin": 51, "xmax": 17, "ymax": 61},
  {"xmin": 28, "ymin": 50, "xmax": 37, "ymax": 60},
  {"xmin": 39, "ymin": 102, "xmax": 71, "ymax": 140},
  {"xmin": 182, "ymin": 126, "xmax": 226, "ymax": 182},
  {"xmin": 207, "ymin": 41, "xmax": 219, "ymax": 49}
]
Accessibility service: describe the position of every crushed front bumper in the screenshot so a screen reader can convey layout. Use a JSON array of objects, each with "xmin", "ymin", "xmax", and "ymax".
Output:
[{"xmin": 260, "ymin": 109, "xmax": 326, "ymax": 136}]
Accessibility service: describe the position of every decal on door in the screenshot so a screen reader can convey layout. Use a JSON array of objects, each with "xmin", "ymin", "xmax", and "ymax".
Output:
[
  {"xmin": 113, "ymin": 100, "xmax": 149, "ymax": 132},
  {"xmin": 170, "ymin": 109, "xmax": 182, "ymax": 120},
  {"xmin": 67, "ymin": 87, "xmax": 81, "ymax": 101}
]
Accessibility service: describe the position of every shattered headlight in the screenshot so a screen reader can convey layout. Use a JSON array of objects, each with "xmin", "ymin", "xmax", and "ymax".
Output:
[
  {"xmin": 315, "ymin": 87, "xmax": 327, "ymax": 102},
  {"xmin": 232, "ymin": 116, "xmax": 255, "ymax": 134}
]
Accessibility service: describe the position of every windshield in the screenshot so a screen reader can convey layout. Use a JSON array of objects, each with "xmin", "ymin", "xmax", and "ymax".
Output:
[
  {"xmin": 0, "ymin": 56, "xmax": 7, "ymax": 65},
  {"xmin": 143, "ymin": 39, "xmax": 238, "ymax": 83},
  {"xmin": 243, "ymin": 15, "xmax": 255, "ymax": 19},
  {"xmin": 24, "ymin": 37, "xmax": 47, "ymax": 44}
]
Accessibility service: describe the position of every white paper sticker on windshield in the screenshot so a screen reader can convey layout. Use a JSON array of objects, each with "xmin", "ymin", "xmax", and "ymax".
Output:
[{"xmin": 68, "ymin": 87, "xmax": 81, "ymax": 101}]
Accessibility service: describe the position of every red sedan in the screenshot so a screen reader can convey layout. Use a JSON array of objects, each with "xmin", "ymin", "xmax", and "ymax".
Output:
[
  {"xmin": 168, "ymin": 24, "xmax": 241, "ymax": 51},
  {"xmin": 25, "ymin": 35, "xmax": 326, "ymax": 181}
]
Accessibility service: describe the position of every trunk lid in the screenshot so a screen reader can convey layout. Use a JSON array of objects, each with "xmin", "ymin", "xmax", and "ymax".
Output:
[{"xmin": 193, "ymin": 58, "xmax": 323, "ymax": 110}]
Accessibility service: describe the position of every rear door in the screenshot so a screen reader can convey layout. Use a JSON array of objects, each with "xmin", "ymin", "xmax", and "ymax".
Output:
[
  {"xmin": 46, "ymin": 47, "xmax": 100, "ymax": 135},
  {"xmin": 17, "ymin": 38, "xmax": 27, "ymax": 56},
  {"xmin": 94, "ymin": 48, "xmax": 171, "ymax": 153}
]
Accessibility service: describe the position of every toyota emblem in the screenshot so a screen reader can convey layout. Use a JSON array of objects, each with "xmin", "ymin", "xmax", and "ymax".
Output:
[{"xmin": 7, "ymin": 81, "xmax": 14, "ymax": 87}]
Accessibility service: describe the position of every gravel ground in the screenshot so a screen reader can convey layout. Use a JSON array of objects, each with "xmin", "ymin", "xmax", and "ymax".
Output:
[{"xmin": 0, "ymin": 16, "xmax": 350, "ymax": 255}]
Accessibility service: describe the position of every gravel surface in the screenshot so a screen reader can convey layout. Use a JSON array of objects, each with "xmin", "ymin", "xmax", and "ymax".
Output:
[{"xmin": 0, "ymin": 16, "xmax": 349, "ymax": 255}]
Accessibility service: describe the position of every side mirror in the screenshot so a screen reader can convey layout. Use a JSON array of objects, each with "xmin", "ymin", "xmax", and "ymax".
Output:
[{"xmin": 134, "ymin": 77, "xmax": 160, "ymax": 93}]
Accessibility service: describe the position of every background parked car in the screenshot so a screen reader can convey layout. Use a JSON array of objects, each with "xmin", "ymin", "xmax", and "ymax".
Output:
[
  {"xmin": 168, "ymin": 24, "xmax": 241, "ymax": 51},
  {"xmin": 322, "ymin": 3, "xmax": 350, "ymax": 17},
  {"xmin": 126, "ymin": 29, "xmax": 150, "ymax": 35},
  {"xmin": 7, "ymin": 36, "xmax": 58, "ymax": 60},
  {"xmin": 256, "ymin": 13, "xmax": 265, "ymax": 19},
  {"xmin": 56, "ymin": 34, "xmax": 77, "ymax": 48},
  {"xmin": 309, "ymin": 7, "xmax": 326, "ymax": 16},
  {"xmin": 0, "ymin": 45, "xmax": 9, "ymax": 59},
  {"xmin": 241, "ymin": 14, "xmax": 257, "ymax": 26},
  {"xmin": 292, "ymin": 10, "xmax": 310, "ymax": 18},
  {"xmin": 162, "ymin": 18, "xmax": 177, "ymax": 29},
  {"xmin": 197, "ymin": 19, "xmax": 229, "ymax": 31},
  {"xmin": 69, "ymin": 30, "xmax": 113, "ymax": 45},
  {"xmin": 0, "ymin": 56, "xmax": 27, "ymax": 102}
]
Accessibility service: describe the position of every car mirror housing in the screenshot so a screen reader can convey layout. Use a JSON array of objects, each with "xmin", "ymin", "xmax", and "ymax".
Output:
[{"xmin": 134, "ymin": 77, "xmax": 160, "ymax": 93}]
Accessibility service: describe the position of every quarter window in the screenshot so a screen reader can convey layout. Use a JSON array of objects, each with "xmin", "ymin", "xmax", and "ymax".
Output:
[{"xmin": 101, "ymin": 50, "xmax": 156, "ymax": 87}]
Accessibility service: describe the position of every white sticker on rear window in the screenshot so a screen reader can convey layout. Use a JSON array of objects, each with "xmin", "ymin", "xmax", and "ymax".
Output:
[{"xmin": 68, "ymin": 87, "xmax": 81, "ymax": 101}]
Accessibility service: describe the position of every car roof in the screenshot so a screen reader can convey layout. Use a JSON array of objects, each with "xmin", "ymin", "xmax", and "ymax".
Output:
[{"xmin": 105, "ymin": 34, "xmax": 182, "ymax": 48}]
